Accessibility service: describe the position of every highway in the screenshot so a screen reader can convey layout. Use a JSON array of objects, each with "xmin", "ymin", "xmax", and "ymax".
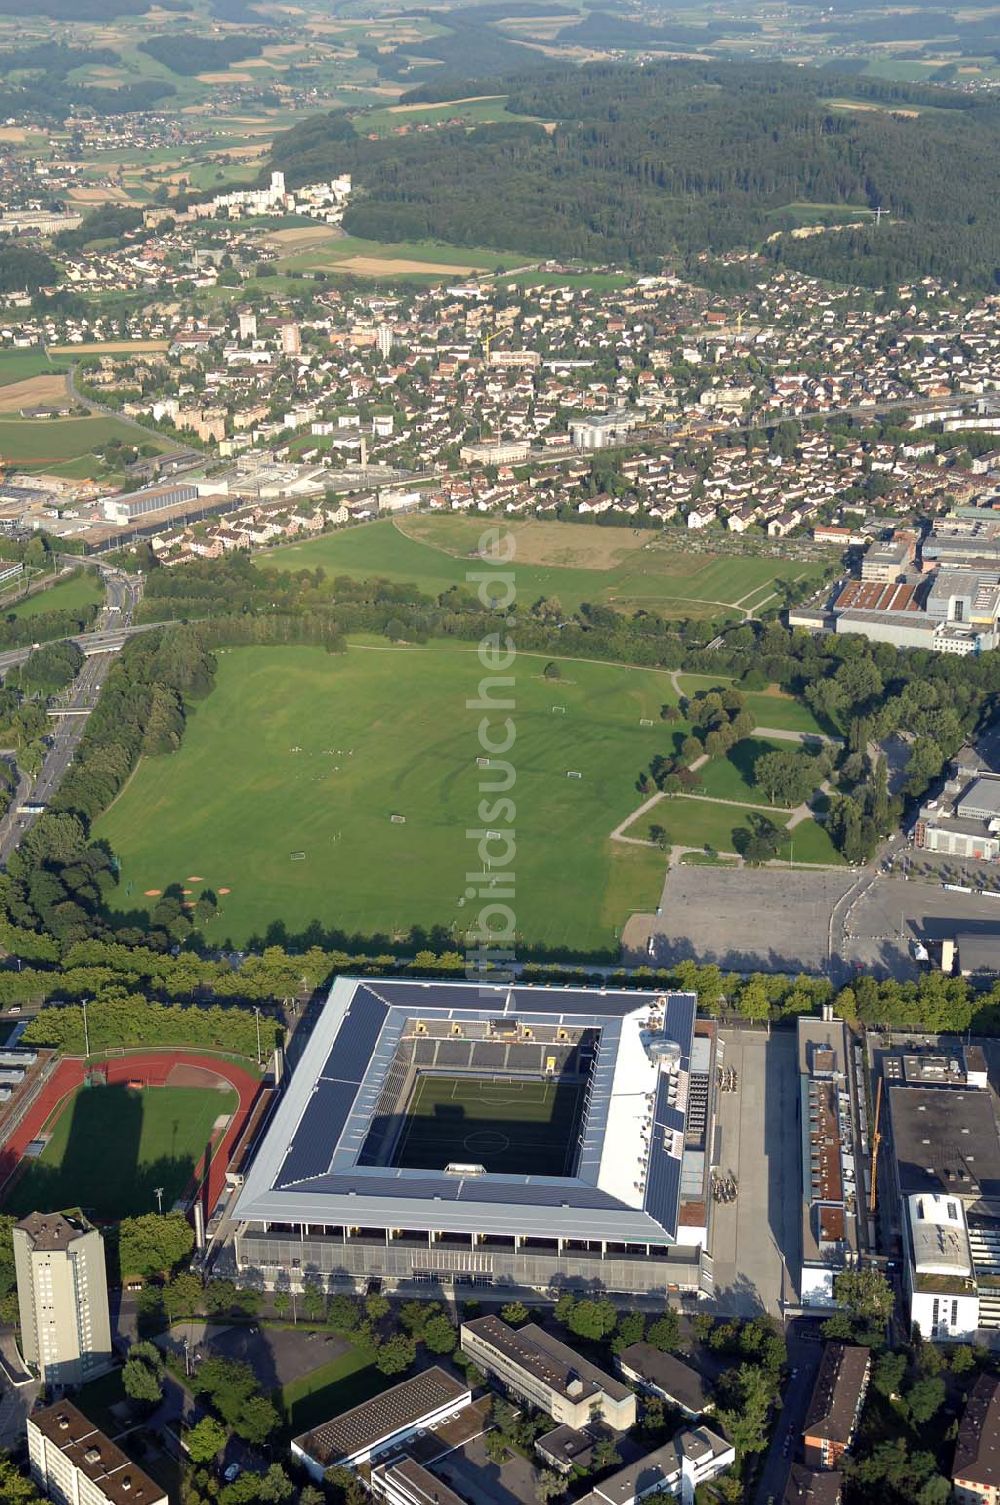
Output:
[{"xmin": 0, "ymin": 565, "xmax": 145, "ymax": 864}]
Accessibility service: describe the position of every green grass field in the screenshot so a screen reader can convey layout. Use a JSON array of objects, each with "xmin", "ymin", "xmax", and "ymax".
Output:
[
  {"xmin": 392, "ymin": 1073, "xmax": 583, "ymax": 1176},
  {"xmin": 96, "ymin": 641, "xmax": 681, "ymax": 954},
  {"xmin": 676, "ymin": 674, "xmax": 832, "ymax": 735},
  {"xmin": 0, "ymin": 415, "xmax": 171, "ymax": 470},
  {"xmin": 0, "ymin": 349, "xmax": 64, "ymax": 387},
  {"xmin": 5, "ymin": 1082, "xmax": 237, "ymax": 1219},
  {"xmin": 696, "ymin": 736, "xmax": 826, "ymax": 806},
  {"xmin": 654, "ymin": 798, "xmax": 843, "ymax": 866},
  {"xmin": 360, "ymin": 95, "xmax": 539, "ymax": 135},
  {"xmin": 6, "ymin": 569, "xmax": 104, "ymax": 619},
  {"xmin": 259, "ymin": 517, "xmax": 827, "ymax": 622}
]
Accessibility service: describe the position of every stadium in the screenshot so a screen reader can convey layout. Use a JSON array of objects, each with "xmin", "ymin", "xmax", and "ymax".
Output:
[{"xmin": 231, "ymin": 978, "xmax": 718, "ymax": 1298}]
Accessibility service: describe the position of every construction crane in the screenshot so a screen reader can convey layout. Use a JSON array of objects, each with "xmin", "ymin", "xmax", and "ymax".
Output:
[{"xmin": 869, "ymin": 1074, "xmax": 883, "ymax": 1215}]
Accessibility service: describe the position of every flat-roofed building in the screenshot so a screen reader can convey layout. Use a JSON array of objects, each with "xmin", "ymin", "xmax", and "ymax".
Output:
[
  {"xmin": 906, "ymin": 1192, "xmax": 979, "ymax": 1340},
  {"xmin": 291, "ymin": 1367, "xmax": 470, "ymax": 1478},
  {"xmin": 953, "ymin": 1373, "xmax": 1000, "ymax": 1505},
  {"xmin": 28, "ymin": 1400, "xmax": 166, "ymax": 1505},
  {"xmin": 860, "ymin": 535, "xmax": 914, "ymax": 583},
  {"xmin": 371, "ymin": 1457, "xmax": 470, "ymax": 1505},
  {"xmin": 615, "ymin": 1345, "xmax": 712, "ymax": 1418},
  {"xmin": 802, "ymin": 1343, "xmax": 870, "ymax": 1470},
  {"xmin": 461, "ymin": 1316, "xmax": 636, "ymax": 1430},
  {"xmin": 797, "ymin": 1016, "xmax": 858, "ymax": 1308}
]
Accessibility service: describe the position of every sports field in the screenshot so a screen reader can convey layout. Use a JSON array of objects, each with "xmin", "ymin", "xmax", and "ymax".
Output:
[
  {"xmin": 6, "ymin": 1082, "xmax": 237, "ymax": 1219},
  {"xmin": 96, "ymin": 641, "xmax": 683, "ymax": 954},
  {"xmin": 392, "ymin": 1073, "xmax": 583, "ymax": 1176},
  {"xmin": 260, "ymin": 516, "xmax": 828, "ymax": 622}
]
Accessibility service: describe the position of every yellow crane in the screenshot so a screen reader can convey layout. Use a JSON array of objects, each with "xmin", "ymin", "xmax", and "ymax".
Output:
[{"xmin": 869, "ymin": 1074, "xmax": 883, "ymax": 1215}]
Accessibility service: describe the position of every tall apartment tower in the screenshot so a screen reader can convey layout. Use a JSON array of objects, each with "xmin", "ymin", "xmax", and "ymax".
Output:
[
  {"xmin": 14, "ymin": 1211, "xmax": 113, "ymax": 1387},
  {"xmin": 376, "ymin": 322, "xmax": 393, "ymax": 358},
  {"xmin": 280, "ymin": 322, "xmax": 301, "ymax": 357},
  {"xmin": 238, "ymin": 308, "xmax": 257, "ymax": 342}
]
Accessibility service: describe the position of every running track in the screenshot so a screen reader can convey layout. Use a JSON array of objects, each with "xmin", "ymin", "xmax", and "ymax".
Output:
[{"xmin": 0, "ymin": 1053, "xmax": 260, "ymax": 1221}]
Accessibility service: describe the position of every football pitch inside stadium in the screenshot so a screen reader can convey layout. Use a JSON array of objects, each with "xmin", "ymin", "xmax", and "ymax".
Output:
[{"xmin": 392, "ymin": 1074, "xmax": 585, "ymax": 1177}]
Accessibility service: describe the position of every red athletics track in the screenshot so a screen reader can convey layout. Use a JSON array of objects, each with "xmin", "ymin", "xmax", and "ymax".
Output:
[{"xmin": 0, "ymin": 1053, "xmax": 261, "ymax": 1221}]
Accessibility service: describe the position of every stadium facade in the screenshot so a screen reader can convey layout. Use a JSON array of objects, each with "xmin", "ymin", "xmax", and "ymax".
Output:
[{"xmin": 232, "ymin": 977, "xmax": 718, "ymax": 1298}]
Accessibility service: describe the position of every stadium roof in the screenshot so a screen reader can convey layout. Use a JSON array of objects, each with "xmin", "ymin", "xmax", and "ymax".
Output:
[{"xmin": 234, "ymin": 977, "xmax": 697, "ymax": 1243}]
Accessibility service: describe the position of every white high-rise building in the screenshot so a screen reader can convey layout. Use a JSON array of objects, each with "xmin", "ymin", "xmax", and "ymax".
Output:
[
  {"xmin": 270, "ymin": 170, "xmax": 286, "ymax": 199},
  {"xmin": 14, "ymin": 1211, "xmax": 113, "ymax": 1387},
  {"xmin": 280, "ymin": 322, "xmax": 302, "ymax": 357},
  {"xmin": 238, "ymin": 308, "xmax": 257, "ymax": 342}
]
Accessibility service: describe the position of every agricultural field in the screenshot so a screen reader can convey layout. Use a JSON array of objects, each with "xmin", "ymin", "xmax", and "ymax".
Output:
[
  {"xmin": 359, "ymin": 94, "xmax": 540, "ymax": 135},
  {"xmin": 5, "ymin": 569, "xmax": 105, "ymax": 619},
  {"xmin": 272, "ymin": 233, "xmax": 528, "ymax": 281},
  {"xmin": 5, "ymin": 1082, "xmax": 237, "ymax": 1219},
  {"xmin": 0, "ymin": 350, "xmax": 65, "ymax": 387},
  {"xmin": 0, "ymin": 415, "xmax": 172, "ymax": 475},
  {"xmin": 96, "ymin": 641, "xmax": 684, "ymax": 955},
  {"xmin": 260, "ymin": 515, "xmax": 829, "ymax": 622}
]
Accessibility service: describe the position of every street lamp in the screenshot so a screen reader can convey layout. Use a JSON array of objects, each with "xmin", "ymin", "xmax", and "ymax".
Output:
[
  {"xmin": 81, "ymin": 997, "xmax": 90, "ymax": 1058},
  {"xmin": 254, "ymin": 1006, "xmax": 262, "ymax": 1066},
  {"xmin": 154, "ymin": 1186, "xmax": 164, "ymax": 1215}
]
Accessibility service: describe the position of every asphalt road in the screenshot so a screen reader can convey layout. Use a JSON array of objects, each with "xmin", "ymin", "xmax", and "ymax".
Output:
[{"xmin": 0, "ymin": 566, "xmax": 145, "ymax": 864}]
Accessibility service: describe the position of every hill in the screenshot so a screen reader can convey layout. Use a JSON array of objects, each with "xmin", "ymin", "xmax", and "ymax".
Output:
[{"xmin": 269, "ymin": 59, "xmax": 1000, "ymax": 286}]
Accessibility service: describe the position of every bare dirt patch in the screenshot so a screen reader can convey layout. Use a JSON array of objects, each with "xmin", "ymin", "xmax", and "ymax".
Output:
[
  {"xmin": 387, "ymin": 92, "xmax": 506, "ymax": 113},
  {"xmin": 265, "ymin": 225, "xmax": 341, "ymax": 249},
  {"xmin": 67, "ymin": 185, "xmax": 135, "ymax": 204},
  {"xmin": 333, "ymin": 254, "xmax": 479, "ymax": 276},
  {"xmin": 0, "ymin": 374, "xmax": 70, "ymax": 411},
  {"xmin": 397, "ymin": 513, "xmax": 650, "ymax": 570},
  {"xmin": 48, "ymin": 339, "xmax": 170, "ymax": 356},
  {"xmin": 197, "ymin": 71, "xmax": 254, "ymax": 83}
]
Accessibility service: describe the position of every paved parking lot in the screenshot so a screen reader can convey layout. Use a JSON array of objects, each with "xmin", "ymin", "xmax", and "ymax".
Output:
[
  {"xmin": 432, "ymin": 1433, "xmax": 538, "ymax": 1505},
  {"xmin": 710, "ymin": 1029, "xmax": 799, "ymax": 1317},
  {"xmin": 631, "ymin": 866, "xmax": 855, "ymax": 974},
  {"xmin": 157, "ymin": 1321, "xmax": 351, "ymax": 1392},
  {"xmin": 841, "ymin": 872, "xmax": 1000, "ymax": 979}
]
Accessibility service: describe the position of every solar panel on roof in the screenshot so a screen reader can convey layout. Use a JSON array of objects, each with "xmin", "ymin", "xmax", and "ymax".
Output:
[
  {"xmin": 318, "ymin": 988, "xmax": 388, "ymax": 1085},
  {"xmin": 279, "ymin": 1080, "xmax": 356, "ymax": 1184}
]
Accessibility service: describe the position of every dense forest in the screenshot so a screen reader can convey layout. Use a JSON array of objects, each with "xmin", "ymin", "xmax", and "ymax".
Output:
[
  {"xmin": 0, "ymin": 240, "xmax": 56, "ymax": 293},
  {"xmin": 0, "ymin": 41, "xmax": 173, "ymax": 115},
  {"xmin": 270, "ymin": 58, "xmax": 1000, "ymax": 287},
  {"xmin": 138, "ymin": 32, "xmax": 265, "ymax": 76}
]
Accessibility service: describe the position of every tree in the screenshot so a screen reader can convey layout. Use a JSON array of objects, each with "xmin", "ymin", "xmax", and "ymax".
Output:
[
  {"xmin": 500, "ymin": 1300, "xmax": 529, "ymax": 1326},
  {"xmin": 647, "ymin": 1308, "xmax": 680, "ymax": 1352},
  {"xmin": 164, "ymin": 1271, "xmax": 202, "ymax": 1320},
  {"xmin": 0, "ymin": 1458, "xmax": 40, "ymax": 1503},
  {"xmin": 553, "ymin": 1291, "xmax": 576, "ymax": 1327},
  {"xmin": 592, "ymin": 1437, "xmax": 621, "ymax": 1471},
  {"xmin": 376, "ymin": 1334, "xmax": 417, "ymax": 1375},
  {"xmin": 872, "ymin": 1349, "xmax": 907, "ymax": 1399},
  {"xmin": 122, "ymin": 1340, "xmax": 165, "ymax": 1407},
  {"xmin": 186, "ymin": 1416, "xmax": 227, "ymax": 1464},
  {"xmin": 485, "ymin": 1430, "xmax": 509, "ymax": 1465},
  {"xmin": 543, "ymin": 662, "xmax": 561, "ymax": 680},
  {"xmin": 329, "ymin": 1293, "xmax": 361, "ymax": 1333},
  {"xmin": 906, "ymin": 1375, "xmax": 945, "ymax": 1426},
  {"xmin": 648, "ymin": 823, "xmax": 671, "ymax": 850},
  {"xmin": 567, "ymin": 1297, "xmax": 617, "ymax": 1341},
  {"xmin": 365, "ymin": 1291, "xmax": 390, "ymax": 1322},
  {"xmin": 831, "ymin": 1267, "xmax": 894, "ymax": 1332},
  {"xmin": 423, "ymin": 1314, "xmax": 458, "ymax": 1354},
  {"xmin": 235, "ymin": 1394, "xmax": 280, "ymax": 1446},
  {"xmin": 119, "ymin": 1211, "xmax": 194, "ymax": 1279},
  {"xmin": 535, "ymin": 1468, "xmax": 565, "ymax": 1501}
]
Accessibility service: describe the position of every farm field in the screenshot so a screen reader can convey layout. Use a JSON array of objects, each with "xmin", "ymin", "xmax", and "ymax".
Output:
[
  {"xmin": 96, "ymin": 641, "xmax": 681, "ymax": 954},
  {"xmin": 0, "ymin": 350, "xmax": 64, "ymax": 387},
  {"xmin": 274, "ymin": 234, "xmax": 528, "ymax": 281},
  {"xmin": 5, "ymin": 1082, "xmax": 237, "ymax": 1219},
  {"xmin": 360, "ymin": 94, "xmax": 541, "ymax": 134},
  {"xmin": 0, "ymin": 415, "xmax": 171, "ymax": 471},
  {"xmin": 5, "ymin": 569, "xmax": 104, "ymax": 619},
  {"xmin": 259, "ymin": 516, "xmax": 828, "ymax": 622}
]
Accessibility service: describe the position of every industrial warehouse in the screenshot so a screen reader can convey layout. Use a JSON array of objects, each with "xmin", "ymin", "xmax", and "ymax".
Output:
[{"xmin": 231, "ymin": 978, "xmax": 716, "ymax": 1297}]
